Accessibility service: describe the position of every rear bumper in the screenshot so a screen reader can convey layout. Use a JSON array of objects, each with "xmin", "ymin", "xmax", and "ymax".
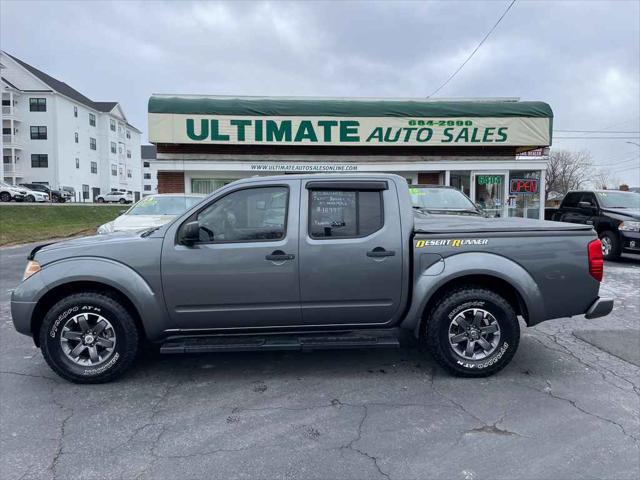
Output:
[{"xmin": 584, "ymin": 297, "xmax": 614, "ymax": 319}]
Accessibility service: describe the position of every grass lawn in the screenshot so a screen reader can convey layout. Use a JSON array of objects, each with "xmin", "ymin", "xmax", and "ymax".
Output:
[{"xmin": 0, "ymin": 205, "xmax": 123, "ymax": 246}]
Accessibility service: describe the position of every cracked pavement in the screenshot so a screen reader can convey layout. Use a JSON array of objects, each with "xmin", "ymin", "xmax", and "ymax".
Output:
[{"xmin": 1, "ymin": 244, "xmax": 638, "ymax": 480}]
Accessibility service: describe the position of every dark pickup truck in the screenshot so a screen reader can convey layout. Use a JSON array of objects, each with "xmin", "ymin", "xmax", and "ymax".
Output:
[
  {"xmin": 545, "ymin": 190, "xmax": 640, "ymax": 259},
  {"xmin": 11, "ymin": 174, "xmax": 613, "ymax": 383}
]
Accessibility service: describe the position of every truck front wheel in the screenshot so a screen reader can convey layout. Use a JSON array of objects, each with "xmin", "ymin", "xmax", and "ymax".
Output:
[
  {"xmin": 425, "ymin": 287, "xmax": 520, "ymax": 377},
  {"xmin": 599, "ymin": 231, "xmax": 621, "ymax": 260},
  {"xmin": 39, "ymin": 292, "xmax": 140, "ymax": 383}
]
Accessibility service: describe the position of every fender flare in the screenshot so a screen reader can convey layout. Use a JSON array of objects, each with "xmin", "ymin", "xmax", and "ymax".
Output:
[
  {"xmin": 401, "ymin": 252, "xmax": 545, "ymax": 333},
  {"xmin": 35, "ymin": 257, "xmax": 169, "ymax": 340}
]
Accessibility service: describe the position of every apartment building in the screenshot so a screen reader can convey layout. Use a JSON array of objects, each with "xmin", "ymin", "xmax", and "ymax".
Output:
[
  {"xmin": 141, "ymin": 144, "xmax": 158, "ymax": 196},
  {"xmin": 1, "ymin": 51, "xmax": 142, "ymax": 201}
]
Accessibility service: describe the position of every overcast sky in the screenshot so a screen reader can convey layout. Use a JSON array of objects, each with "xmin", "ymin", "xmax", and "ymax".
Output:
[{"xmin": 2, "ymin": 0, "xmax": 639, "ymax": 185}]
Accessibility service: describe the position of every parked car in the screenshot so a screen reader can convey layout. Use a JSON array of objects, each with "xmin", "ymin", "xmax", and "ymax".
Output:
[
  {"xmin": 545, "ymin": 190, "xmax": 640, "ymax": 259},
  {"xmin": 97, "ymin": 194, "xmax": 205, "ymax": 234},
  {"xmin": 19, "ymin": 183, "xmax": 71, "ymax": 203},
  {"xmin": 95, "ymin": 190, "xmax": 133, "ymax": 204},
  {"xmin": 0, "ymin": 181, "xmax": 27, "ymax": 202},
  {"xmin": 20, "ymin": 187, "xmax": 48, "ymax": 202},
  {"xmin": 11, "ymin": 174, "xmax": 612, "ymax": 383},
  {"xmin": 410, "ymin": 185, "xmax": 483, "ymax": 216}
]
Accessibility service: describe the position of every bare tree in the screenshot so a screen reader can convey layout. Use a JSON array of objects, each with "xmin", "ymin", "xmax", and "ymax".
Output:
[
  {"xmin": 591, "ymin": 168, "xmax": 621, "ymax": 190},
  {"xmin": 545, "ymin": 150, "xmax": 593, "ymax": 200}
]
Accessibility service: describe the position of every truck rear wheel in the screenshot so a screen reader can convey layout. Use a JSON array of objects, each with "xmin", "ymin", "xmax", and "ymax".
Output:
[
  {"xmin": 39, "ymin": 292, "xmax": 140, "ymax": 383},
  {"xmin": 425, "ymin": 287, "xmax": 520, "ymax": 377}
]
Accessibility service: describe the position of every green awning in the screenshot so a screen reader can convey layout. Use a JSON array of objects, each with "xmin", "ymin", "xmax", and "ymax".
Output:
[{"xmin": 148, "ymin": 95, "xmax": 553, "ymax": 119}]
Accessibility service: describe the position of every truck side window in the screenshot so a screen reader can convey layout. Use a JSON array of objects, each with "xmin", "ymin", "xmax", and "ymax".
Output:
[
  {"xmin": 196, "ymin": 187, "xmax": 288, "ymax": 242},
  {"xmin": 562, "ymin": 192, "xmax": 581, "ymax": 208},
  {"xmin": 309, "ymin": 190, "xmax": 383, "ymax": 239},
  {"xmin": 580, "ymin": 193, "xmax": 597, "ymax": 207}
]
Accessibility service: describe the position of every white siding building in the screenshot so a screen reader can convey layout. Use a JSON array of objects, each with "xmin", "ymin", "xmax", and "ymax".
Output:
[
  {"xmin": 141, "ymin": 145, "xmax": 158, "ymax": 196},
  {"xmin": 1, "ymin": 51, "xmax": 142, "ymax": 201}
]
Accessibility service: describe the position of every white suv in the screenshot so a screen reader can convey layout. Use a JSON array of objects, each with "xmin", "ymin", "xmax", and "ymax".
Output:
[
  {"xmin": 95, "ymin": 191, "xmax": 133, "ymax": 204},
  {"xmin": 0, "ymin": 181, "xmax": 28, "ymax": 202}
]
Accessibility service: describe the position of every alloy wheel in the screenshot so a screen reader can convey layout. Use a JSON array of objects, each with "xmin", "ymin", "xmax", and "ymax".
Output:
[
  {"xmin": 448, "ymin": 308, "xmax": 501, "ymax": 361},
  {"xmin": 59, "ymin": 313, "xmax": 117, "ymax": 366}
]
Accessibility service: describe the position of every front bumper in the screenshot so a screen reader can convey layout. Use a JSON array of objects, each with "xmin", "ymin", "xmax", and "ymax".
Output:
[
  {"xmin": 620, "ymin": 230, "xmax": 640, "ymax": 253},
  {"xmin": 584, "ymin": 297, "xmax": 614, "ymax": 319}
]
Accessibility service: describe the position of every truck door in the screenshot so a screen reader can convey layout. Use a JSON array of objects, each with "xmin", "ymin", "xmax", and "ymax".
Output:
[
  {"xmin": 298, "ymin": 180, "xmax": 403, "ymax": 326},
  {"xmin": 161, "ymin": 180, "xmax": 301, "ymax": 329}
]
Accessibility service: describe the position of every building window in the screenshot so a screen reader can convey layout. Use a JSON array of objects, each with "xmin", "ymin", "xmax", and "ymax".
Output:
[
  {"xmin": 111, "ymin": 164, "xmax": 117, "ymax": 176},
  {"xmin": 144, "ymin": 173, "xmax": 151, "ymax": 179},
  {"xmin": 30, "ymin": 126, "xmax": 47, "ymax": 140},
  {"xmin": 75, "ymin": 158, "xmax": 80, "ymax": 169},
  {"xmin": 75, "ymin": 132, "xmax": 79, "ymax": 143},
  {"xmin": 126, "ymin": 149, "xmax": 131, "ymax": 159},
  {"xmin": 118, "ymin": 145, "xmax": 123, "ymax": 154},
  {"xmin": 29, "ymin": 98, "xmax": 46, "ymax": 112},
  {"xmin": 143, "ymin": 161, "xmax": 150, "ymax": 168},
  {"xmin": 73, "ymin": 106, "xmax": 78, "ymax": 117},
  {"xmin": 82, "ymin": 184, "xmax": 89, "ymax": 200},
  {"xmin": 191, "ymin": 178, "xmax": 233, "ymax": 194},
  {"xmin": 110, "ymin": 119, "xmax": 116, "ymax": 132},
  {"xmin": 127, "ymin": 169, "xmax": 132, "ymax": 178},
  {"xmin": 31, "ymin": 154, "xmax": 48, "ymax": 168},
  {"xmin": 126, "ymin": 129, "xmax": 131, "ymax": 139},
  {"xmin": 309, "ymin": 189, "xmax": 383, "ymax": 239},
  {"xmin": 89, "ymin": 113, "xmax": 96, "ymax": 126},
  {"xmin": 90, "ymin": 161, "xmax": 98, "ymax": 174},
  {"xmin": 90, "ymin": 137, "xmax": 97, "ymax": 150},
  {"xmin": 4, "ymin": 155, "xmax": 13, "ymax": 164},
  {"xmin": 110, "ymin": 142, "xmax": 117, "ymax": 154},
  {"xmin": 144, "ymin": 185, "xmax": 151, "ymax": 191}
]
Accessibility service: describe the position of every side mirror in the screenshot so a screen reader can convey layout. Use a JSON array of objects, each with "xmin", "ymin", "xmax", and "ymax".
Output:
[{"xmin": 181, "ymin": 221, "xmax": 200, "ymax": 245}]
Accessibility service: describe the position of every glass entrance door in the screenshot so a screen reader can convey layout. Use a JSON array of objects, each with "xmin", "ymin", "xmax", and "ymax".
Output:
[{"xmin": 473, "ymin": 173, "xmax": 506, "ymax": 218}]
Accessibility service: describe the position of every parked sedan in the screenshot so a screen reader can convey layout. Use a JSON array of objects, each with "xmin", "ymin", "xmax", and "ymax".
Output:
[
  {"xmin": 21, "ymin": 187, "xmax": 48, "ymax": 202},
  {"xmin": 0, "ymin": 181, "xmax": 27, "ymax": 202},
  {"xmin": 19, "ymin": 183, "xmax": 71, "ymax": 202},
  {"xmin": 97, "ymin": 194, "xmax": 205, "ymax": 234}
]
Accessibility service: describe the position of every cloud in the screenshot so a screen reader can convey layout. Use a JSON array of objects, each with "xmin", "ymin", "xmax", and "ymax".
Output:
[{"xmin": 2, "ymin": 0, "xmax": 639, "ymax": 183}]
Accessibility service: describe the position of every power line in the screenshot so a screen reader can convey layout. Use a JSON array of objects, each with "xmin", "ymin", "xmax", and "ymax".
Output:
[
  {"xmin": 554, "ymin": 130, "xmax": 640, "ymax": 134},
  {"xmin": 554, "ymin": 136, "xmax": 640, "ymax": 140},
  {"xmin": 426, "ymin": 0, "xmax": 517, "ymax": 98}
]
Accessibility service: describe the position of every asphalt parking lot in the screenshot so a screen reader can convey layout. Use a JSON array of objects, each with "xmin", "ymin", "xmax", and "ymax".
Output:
[{"xmin": 1, "ymin": 244, "xmax": 638, "ymax": 480}]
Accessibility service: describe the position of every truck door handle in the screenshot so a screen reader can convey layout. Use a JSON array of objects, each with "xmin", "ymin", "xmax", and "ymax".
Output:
[
  {"xmin": 367, "ymin": 247, "xmax": 395, "ymax": 258},
  {"xmin": 265, "ymin": 250, "xmax": 295, "ymax": 261}
]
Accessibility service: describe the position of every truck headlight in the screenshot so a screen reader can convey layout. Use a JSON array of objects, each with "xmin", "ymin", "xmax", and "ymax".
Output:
[
  {"xmin": 619, "ymin": 221, "xmax": 640, "ymax": 232},
  {"xmin": 23, "ymin": 260, "xmax": 41, "ymax": 281},
  {"xmin": 97, "ymin": 222, "xmax": 115, "ymax": 234}
]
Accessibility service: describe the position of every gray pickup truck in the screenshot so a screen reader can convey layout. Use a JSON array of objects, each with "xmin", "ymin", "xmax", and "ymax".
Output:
[{"xmin": 11, "ymin": 174, "xmax": 613, "ymax": 383}]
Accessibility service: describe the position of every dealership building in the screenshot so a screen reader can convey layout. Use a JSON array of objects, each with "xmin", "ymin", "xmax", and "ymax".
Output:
[{"xmin": 148, "ymin": 95, "xmax": 552, "ymax": 219}]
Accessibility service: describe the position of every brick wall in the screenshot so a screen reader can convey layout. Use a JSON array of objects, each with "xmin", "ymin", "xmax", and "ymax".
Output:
[
  {"xmin": 417, "ymin": 172, "xmax": 442, "ymax": 185},
  {"xmin": 157, "ymin": 172, "xmax": 185, "ymax": 193}
]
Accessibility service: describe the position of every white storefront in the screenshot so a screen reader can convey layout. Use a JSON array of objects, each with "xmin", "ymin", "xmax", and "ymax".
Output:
[{"xmin": 149, "ymin": 95, "xmax": 552, "ymax": 219}]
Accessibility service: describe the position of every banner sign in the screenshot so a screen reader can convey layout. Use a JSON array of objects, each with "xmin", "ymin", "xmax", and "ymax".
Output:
[
  {"xmin": 510, "ymin": 178, "xmax": 539, "ymax": 194},
  {"xmin": 149, "ymin": 114, "xmax": 551, "ymax": 147}
]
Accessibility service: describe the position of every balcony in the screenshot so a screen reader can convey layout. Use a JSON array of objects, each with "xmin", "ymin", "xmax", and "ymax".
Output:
[
  {"xmin": 1, "ymin": 106, "xmax": 19, "ymax": 118},
  {"xmin": 2, "ymin": 135, "xmax": 22, "ymax": 148},
  {"xmin": 2, "ymin": 163, "xmax": 24, "ymax": 178}
]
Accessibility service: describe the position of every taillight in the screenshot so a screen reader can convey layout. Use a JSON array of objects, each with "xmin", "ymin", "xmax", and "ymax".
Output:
[{"xmin": 588, "ymin": 239, "xmax": 604, "ymax": 282}]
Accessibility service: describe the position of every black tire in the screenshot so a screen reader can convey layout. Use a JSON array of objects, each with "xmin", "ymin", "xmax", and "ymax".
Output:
[
  {"xmin": 0, "ymin": 192, "xmax": 11, "ymax": 202},
  {"xmin": 599, "ymin": 231, "xmax": 621, "ymax": 260},
  {"xmin": 96, "ymin": 197, "xmax": 105, "ymax": 203},
  {"xmin": 424, "ymin": 287, "xmax": 520, "ymax": 377},
  {"xmin": 26, "ymin": 195, "xmax": 35, "ymax": 202},
  {"xmin": 39, "ymin": 292, "xmax": 140, "ymax": 384},
  {"xmin": 119, "ymin": 198, "xmax": 127, "ymax": 204}
]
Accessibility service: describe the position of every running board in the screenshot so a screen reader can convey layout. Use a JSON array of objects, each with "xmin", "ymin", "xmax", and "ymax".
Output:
[{"xmin": 160, "ymin": 330, "xmax": 400, "ymax": 354}]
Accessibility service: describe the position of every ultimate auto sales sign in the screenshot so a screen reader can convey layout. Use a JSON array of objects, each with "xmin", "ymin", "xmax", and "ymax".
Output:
[{"xmin": 149, "ymin": 115, "xmax": 551, "ymax": 147}]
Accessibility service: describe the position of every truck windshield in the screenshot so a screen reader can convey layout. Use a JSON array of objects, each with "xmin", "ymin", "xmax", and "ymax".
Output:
[
  {"xmin": 410, "ymin": 187, "xmax": 479, "ymax": 213},
  {"xmin": 126, "ymin": 196, "xmax": 203, "ymax": 215},
  {"xmin": 595, "ymin": 192, "xmax": 640, "ymax": 208}
]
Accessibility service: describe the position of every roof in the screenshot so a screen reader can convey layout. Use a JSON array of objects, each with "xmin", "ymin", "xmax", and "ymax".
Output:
[
  {"xmin": 1, "ymin": 76, "xmax": 19, "ymax": 90},
  {"xmin": 3, "ymin": 51, "xmax": 139, "ymax": 130},
  {"xmin": 93, "ymin": 101, "xmax": 118, "ymax": 112},
  {"xmin": 141, "ymin": 145, "xmax": 157, "ymax": 159},
  {"xmin": 148, "ymin": 95, "xmax": 553, "ymax": 118}
]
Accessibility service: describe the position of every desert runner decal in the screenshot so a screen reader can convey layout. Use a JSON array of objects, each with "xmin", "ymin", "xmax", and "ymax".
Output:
[{"xmin": 415, "ymin": 239, "xmax": 489, "ymax": 248}]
